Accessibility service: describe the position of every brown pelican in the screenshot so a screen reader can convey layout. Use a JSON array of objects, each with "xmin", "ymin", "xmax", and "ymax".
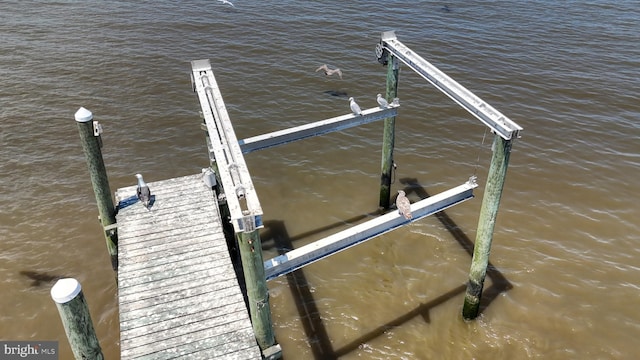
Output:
[{"xmin": 316, "ymin": 64, "xmax": 343, "ymax": 79}]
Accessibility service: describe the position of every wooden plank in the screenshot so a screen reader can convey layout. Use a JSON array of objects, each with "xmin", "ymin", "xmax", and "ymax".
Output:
[{"xmin": 116, "ymin": 173, "xmax": 260, "ymax": 359}]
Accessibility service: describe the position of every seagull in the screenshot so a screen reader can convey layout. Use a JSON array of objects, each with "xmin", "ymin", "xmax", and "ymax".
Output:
[
  {"xmin": 218, "ymin": 0, "xmax": 234, "ymax": 7},
  {"xmin": 349, "ymin": 97, "xmax": 362, "ymax": 115},
  {"xmin": 135, "ymin": 174, "xmax": 152, "ymax": 210},
  {"xmin": 396, "ymin": 190, "xmax": 412, "ymax": 220},
  {"xmin": 376, "ymin": 94, "xmax": 389, "ymax": 108},
  {"xmin": 315, "ymin": 64, "xmax": 343, "ymax": 79}
]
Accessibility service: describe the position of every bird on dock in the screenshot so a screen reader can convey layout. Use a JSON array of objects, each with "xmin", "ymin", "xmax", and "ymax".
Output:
[
  {"xmin": 218, "ymin": 0, "xmax": 234, "ymax": 7},
  {"xmin": 376, "ymin": 94, "xmax": 389, "ymax": 108},
  {"xmin": 315, "ymin": 64, "xmax": 343, "ymax": 79},
  {"xmin": 349, "ymin": 97, "xmax": 362, "ymax": 116},
  {"xmin": 396, "ymin": 190, "xmax": 412, "ymax": 220},
  {"xmin": 135, "ymin": 174, "xmax": 152, "ymax": 210}
]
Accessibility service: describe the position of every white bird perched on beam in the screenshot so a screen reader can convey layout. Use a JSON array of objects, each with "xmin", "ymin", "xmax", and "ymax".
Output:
[
  {"xmin": 315, "ymin": 64, "xmax": 343, "ymax": 79},
  {"xmin": 376, "ymin": 93, "xmax": 389, "ymax": 108},
  {"xmin": 349, "ymin": 97, "xmax": 362, "ymax": 115},
  {"xmin": 396, "ymin": 190, "xmax": 412, "ymax": 220},
  {"xmin": 135, "ymin": 174, "xmax": 152, "ymax": 210}
]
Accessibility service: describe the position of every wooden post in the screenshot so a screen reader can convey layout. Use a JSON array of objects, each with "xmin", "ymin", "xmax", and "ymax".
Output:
[
  {"xmin": 50, "ymin": 278, "xmax": 104, "ymax": 360},
  {"xmin": 75, "ymin": 107, "xmax": 118, "ymax": 270},
  {"xmin": 462, "ymin": 135, "xmax": 513, "ymax": 320},
  {"xmin": 379, "ymin": 55, "xmax": 399, "ymax": 209},
  {"xmin": 236, "ymin": 229, "xmax": 276, "ymax": 351}
]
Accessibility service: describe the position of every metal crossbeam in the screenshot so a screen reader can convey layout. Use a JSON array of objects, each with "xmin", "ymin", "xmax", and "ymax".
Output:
[
  {"xmin": 239, "ymin": 104, "xmax": 399, "ymax": 153},
  {"xmin": 191, "ymin": 59, "xmax": 263, "ymax": 233},
  {"xmin": 263, "ymin": 178, "xmax": 478, "ymax": 281},
  {"xmin": 378, "ymin": 31, "xmax": 523, "ymax": 140}
]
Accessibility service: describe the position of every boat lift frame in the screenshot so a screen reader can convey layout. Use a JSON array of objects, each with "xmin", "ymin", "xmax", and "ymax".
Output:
[{"xmin": 376, "ymin": 31, "xmax": 522, "ymax": 140}]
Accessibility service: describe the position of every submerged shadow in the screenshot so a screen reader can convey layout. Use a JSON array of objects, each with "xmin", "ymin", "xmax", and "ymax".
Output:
[
  {"xmin": 258, "ymin": 177, "xmax": 511, "ymax": 358},
  {"xmin": 19, "ymin": 270, "xmax": 66, "ymax": 288},
  {"xmin": 261, "ymin": 220, "xmax": 335, "ymax": 359},
  {"xmin": 333, "ymin": 284, "xmax": 466, "ymax": 358},
  {"xmin": 399, "ymin": 177, "xmax": 513, "ymax": 314}
]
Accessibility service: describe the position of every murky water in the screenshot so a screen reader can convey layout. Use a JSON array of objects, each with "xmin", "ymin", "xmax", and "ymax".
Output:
[{"xmin": 1, "ymin": 1, "xmax": 638, "ymax": 359}]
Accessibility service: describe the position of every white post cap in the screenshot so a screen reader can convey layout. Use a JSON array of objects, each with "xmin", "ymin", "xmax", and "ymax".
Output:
[
  {"xmin": 74, "ymin": 107, "xmax": 93, "ymax": 122},
  {"xmin": 51, "ymin": 278, "xmax": 82, "ymax": 304}
]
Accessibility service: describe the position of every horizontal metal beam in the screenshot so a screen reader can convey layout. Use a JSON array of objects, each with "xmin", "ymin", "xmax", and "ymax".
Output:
[
  {"xmin": 191, "ymin": 59, "xmax": 263, "ymax": 233},
  {"xmin": 239, "ymin": 104, "xmax": 399, "ymax": 154},
  {"xmin": 379, "ymin": 31, "xmax": 523, "ymax": 140},
  {"xmin": 264, "ymin": 177, "xmax": 478, "ymax": 281}
]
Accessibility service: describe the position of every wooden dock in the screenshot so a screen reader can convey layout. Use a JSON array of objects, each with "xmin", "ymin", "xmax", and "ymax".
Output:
[{"xmin": 114, "ymin": 173, "xmax": 261, "ymax": 359}]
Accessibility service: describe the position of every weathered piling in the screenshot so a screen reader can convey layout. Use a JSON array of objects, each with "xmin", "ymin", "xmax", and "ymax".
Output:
[
  {"xmin": 75, "ymin": 107, "xmax": 118, "ymax": 270},
  {"xmin": 379, "ymin": 55, "xmax": 399, "ymax": 209},
  {"xmin": 462, "ymin": 135, "xmax": 513, "ymax": 320},
  {"xmin": 50, "ymin": 278, "xmax": 104, "ymax": 360},
  {"xmin": 236, "ymin": 228, "xmax": 277, "ymax": 352}
]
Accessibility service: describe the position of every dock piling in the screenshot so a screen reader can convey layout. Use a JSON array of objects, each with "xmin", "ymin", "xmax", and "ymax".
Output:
[
  {"xmin": 50, "ymin": 278, "xmax": 104, "ymax": 360},
  {"xmin": 379, "ymin": 55, "xmax": 399, "ymax": 209},
  {"xmin": 462, "ymin": 135, "xmax": 513, "ymax": 320},
  {"xmin": 237, "ymin": 227, "xmax": 277, "ymax": 351},
  {"xmin": 75, "ymin": 107, "xmax": 118, "ymax": 270}
]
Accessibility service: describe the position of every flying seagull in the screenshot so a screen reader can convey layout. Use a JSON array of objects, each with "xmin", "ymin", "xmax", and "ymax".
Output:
[
  {"xmin": 218, "ymin": 0, "xmax": 234, "ymax": 7},
  {"xmin": 396, "ymin": 190, "xmax": 412, "ymax": 220},
  {"xmin": 135, "ymin": 173, "xmax": 152, "ymax": 210},
  {"xmin": 376, "ymin": 94, "xmax": 389, "ymax": 108},
  {"xmin": 315, "ymin": 64, "xmax": 343, "ymax": 79},
  {"xmin": 349, "ymin": 97, "xmax": 362, "ymax": 115}
]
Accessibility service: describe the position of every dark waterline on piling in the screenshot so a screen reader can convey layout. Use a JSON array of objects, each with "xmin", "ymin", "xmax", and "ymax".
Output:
[{"xmin": 1, "ymin": 1, "xmax": 639, "ymax": 359}]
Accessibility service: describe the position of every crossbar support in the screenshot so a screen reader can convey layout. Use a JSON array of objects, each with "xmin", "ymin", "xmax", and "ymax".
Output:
[
  {"xmin": 239, "ymin": 105, "xmax": 398, "ymax": 154},
  {"xmin": 378, "ymin": 31, "xmax": 523, "ymax": 140},
  {"xmin": 264, "ymin": 178, "xmax": 478, "ymax": 281}
]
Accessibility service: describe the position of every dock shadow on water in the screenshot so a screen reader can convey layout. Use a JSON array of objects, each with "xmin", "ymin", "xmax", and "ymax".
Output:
[{"xmin": 260, "ymin": 178, "xmax": 512, "ymax": 359}]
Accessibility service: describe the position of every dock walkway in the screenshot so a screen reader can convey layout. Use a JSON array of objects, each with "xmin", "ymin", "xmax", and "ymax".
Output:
[{"xmin": 115, "ymin": 173, "xmax": 261, "ymax": 359}]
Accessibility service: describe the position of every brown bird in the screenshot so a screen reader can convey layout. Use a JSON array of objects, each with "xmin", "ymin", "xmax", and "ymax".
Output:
[
  {"xmin": 396, "ymin": 190, "xmax": 412, "ymax": 220},
  {"xmin": 315, "ymin": 64, "xmax": 343, "ymax": 79}
]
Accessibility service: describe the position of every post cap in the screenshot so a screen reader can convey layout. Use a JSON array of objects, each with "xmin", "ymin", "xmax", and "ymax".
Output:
[
  {"xmin": 74, "ymin": 107, "xmax": 93, "ymax": 122},
  {"xmin": 51, "ymin": 278, "xmax": 82, "ymax": 304}
]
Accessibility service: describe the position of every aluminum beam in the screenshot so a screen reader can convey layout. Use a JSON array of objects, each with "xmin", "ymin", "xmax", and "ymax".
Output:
[
  {"xmin": 239, "ymin": 104, "xmax": 399, "ymax": 154},
  {"xmin": 264, "ymin": 177, "xmax": 478, "ymax": 281},
  {"xmin": 378, "ymin": 31, "xmax": 523, "ymax": 140},
  {"xmin": 191, "ymin": 59, "xmax": 263, "ymax": 233}
]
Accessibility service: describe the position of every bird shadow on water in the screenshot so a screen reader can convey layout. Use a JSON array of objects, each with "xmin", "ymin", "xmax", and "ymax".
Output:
[
  {"xmin": 323, "ymin": 90, "xmax": 349, "ymax": 98},
  {"xmin": 19, "ymin": 270, "xmax": 67, "ymax": 288},
  {"xmin": 259, "ymin": 177, "xmax": 512, "ymax": 359}
]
